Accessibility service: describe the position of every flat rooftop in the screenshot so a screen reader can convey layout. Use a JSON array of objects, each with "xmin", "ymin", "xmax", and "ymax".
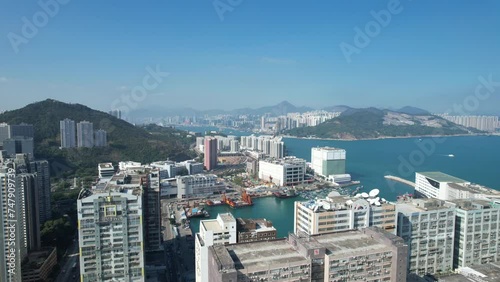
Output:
[
  {"xmin": 448, "ymin": 198, "xmax": 499, "ymax": 211},
  {"xmin": 202, "ymin": 219, "xmax": 223, "ymax": 233},
  {"xmin": 437, "ymin": 263, "xmax": 500, "ymax": 282},
  {"xmin": 448, "ymin": 182, "xmax": 500, "ymax": 196},
  {"xmin": 418, "ymin": 171, "xmax": 466, "ymax": 183},
  {"xmin": 396, "ymin": 198, "xmax": 451, "ymax": 214},
  {"xmin": 218, "ymin": 230, "xmax": 393, "ymax": 272},
  {"xmin": 219, "ymin": 213, "xmax": 235, "ymax": 223}
]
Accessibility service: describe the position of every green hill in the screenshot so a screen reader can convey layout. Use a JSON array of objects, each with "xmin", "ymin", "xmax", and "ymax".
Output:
[
  {"xmin": 0, "ymin": 99, "xmax": 195, "ymax": 179},
  {"xmin": 286, "ymin": 108, "xmax": 475, "ymax": 139}
]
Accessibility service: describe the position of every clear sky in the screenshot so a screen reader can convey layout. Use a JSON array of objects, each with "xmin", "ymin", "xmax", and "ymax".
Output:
[{"xmin": 1, "ymin": 0, "xmax": 499, "ymax": 114}]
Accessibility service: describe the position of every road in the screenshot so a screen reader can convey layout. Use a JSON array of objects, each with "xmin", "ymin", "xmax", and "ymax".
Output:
[{"xmin": 55, "ymin": 236, "xmax": 80, "ymax": 282}]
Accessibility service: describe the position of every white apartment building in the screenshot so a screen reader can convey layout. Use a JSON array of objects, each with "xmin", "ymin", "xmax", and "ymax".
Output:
[
  {"xmin": 447, "ymin": 199, "xmax": 500, "ymax": 268},
  {"xmin": 294, "ymin": 193, "xmax": 396, "ymax": 235},
  {"xmin": 396, "ymin": 198, "xmax": 456, "ymax": 276},
  {"xmin": 311, "ymin": 147, "xmax": 346, "ymax": 177},
  {"xmin": 195, "ymin": 213, "xmax": 237, "ymax": 282},
  {"xmin": 258, "ymin": 157, "xmax": 306, "ymax": 186},
  {"xmin": 78, "ymin": 191, "xmax": 145, "ymax": 282},
  {"xmin": 415, "ymin": 172, "xmax": 500, "ymax": 200}
]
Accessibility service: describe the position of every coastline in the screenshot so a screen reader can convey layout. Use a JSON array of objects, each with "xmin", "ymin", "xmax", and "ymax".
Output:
[{"xmin": 281, "ymin": 133, "xmax": 499, "ymax": 142}]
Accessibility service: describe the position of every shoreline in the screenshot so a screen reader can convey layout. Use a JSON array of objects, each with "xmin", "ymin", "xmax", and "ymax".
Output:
[{"xmin": 281, "ymin": 133, "xmax": 499, "ymax": 142}]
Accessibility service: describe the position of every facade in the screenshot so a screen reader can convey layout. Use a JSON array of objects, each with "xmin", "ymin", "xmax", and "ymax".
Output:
[
  {"xmin": 230, "ymin": 140, "xmax": 240, "ymax": 152},
  {"xmin": 109, "ymin": 110, "xmax": 122, "ymax": 119},
  {"xmin": 311, "ymin": 147, "xmax": 346, "ymax": 177},
  {"xmin": 258, "ymin": 156, "xmax": 306, "ymax": 186},
  {"xmin": 29, "ymin": 160, "xmax": 51, "ymax": 225},
  {"xmin": 240, "ymin": 135, "xmax": 284, "ymax": 159},
  {"xmin": 236, "ymin": 218, "xmax": 276, "ymax": 243},
  {"xmin": 204, "ymin": 137, "xmax": 218, "ymax": 171},
  {"xmin": 77, "ymin": 121, "xmax": 94, "ymax": 148},
  {"xmin": 94, "ymin": 129, "xmax": 107, "ymax": 147},
  {"xmin": 206, "ymin": 227, "xmax": 408, "ymax": 282},
  {"xmin": 0, "ymin": 159, "xmax": 41, "ymax": 281},
  {"xmin": 60, "ymin": 118, "xmax": 76, "ymax": 148},
  {"xmin": 3, "ymin": 137, "xmax": 34, "ymax": 159},
  {"xmin": 9, "ymin": 123, "xmax": 34, "ymax": 139},
  {"xmin": 415, "ymin": 172, "xmax": 500, "ymax": 200},
  {"xmin": 98, "ymin": 163, "xmax": 115, "ymax": 178},
  {"xmin": 150, "ymin": 160, "xmax": 203, "ymax": 179},
  {"xmin": 77, "ymin": 191, "xmax": 145, "ymax": 281},
  {"xmin": 142, "ymin": 171, "xmax": 162, "ymax": 252},
  {"xmin": 195, "ymin": 213, "xmax": 237, "ymax": 282},
  {"xmin": 294, "ymin": 194, "xmax": 396, "ymax": 235},
  {"xmin": 447, "ymin": 199, "xmax": 500, "ymax": 268},
  {"xmin": 176, "ymin": 174, "xmax": 225, "ymax": 199},
  {"xmin": 0, "ymin": 123, "xmax": 9, "ymax": 143},
  {"xmin": 21, "ymin": 247, "xmax": 57, "ymax": 282},
  {"xmin": 396, "ymin": 198, "xmax": 456, "ymax": 276}
]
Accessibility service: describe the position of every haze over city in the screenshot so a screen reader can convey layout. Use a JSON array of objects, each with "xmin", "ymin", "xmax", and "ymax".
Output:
[{"xmin": 1, "ymin": 0, "xmax": 500, "ymax": 114}]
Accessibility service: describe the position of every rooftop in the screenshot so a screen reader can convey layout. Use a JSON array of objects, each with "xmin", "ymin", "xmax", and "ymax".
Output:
[
  {"xmin": 437, "ymin": 264, "xmax": 500, "ymax": 282},
  {"xmin": 312, "ymin": 146, "xmax": 345, "ymax": 152},
  {"xmin": 418, "ymin": 171, "xmax": 466, "ymax": 183},
  {"xmin": 448, "ymin": 182, "xmax": 500, "ymax": 196},
  {"xmin": 448, "ymin": 198, "xmax": 500, "ymax": 211},
  {"xmin": 215, "ymin": 229, "xmax": 397, "ymax": 272},
  {"xmin": 98, "ymin": 163, "xmax": 114, "ymax": 169},
  {"xmin": 201, "ymin": 219, "xmax": 223, "ymax": 233},
  {"xmin": 396, "ymin": 198, "xmax": 452, "ymax": 214}
]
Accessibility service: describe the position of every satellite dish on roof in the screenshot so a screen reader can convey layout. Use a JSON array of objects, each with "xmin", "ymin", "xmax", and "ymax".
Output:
[
  {"xmin": 346, "ymin": 200, "xmax": 353, "ymax": 205},
  {"xmin": 354, "ymin": 193, "xmax": 362, "ymax": 198},
  {"xmin": 375, "ymin": 197, "xmax": 380, "ymax": 202},
  {"xmin": 375, "ymin": 201, "xmax": 381, "ymax": 206},
  {"xmin": 328, "ymin": 191, "xmax": 341, "ymax": 198},
  {"xmin": 361, "ymin": 192, "xmax": 369, "ymax": 198},
  {"xmin": 369, "ymin": 189, "xmax": 380, "ymax": 198},
  {"xmin": 381, "ymin": 198, "xmax": 386, "ymax": 203}
]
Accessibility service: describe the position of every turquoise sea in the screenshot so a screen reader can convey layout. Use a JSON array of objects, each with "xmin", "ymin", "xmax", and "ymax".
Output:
[{"xmin": 189, "ymin": 135, "xmax": 500, "ymax": 238}]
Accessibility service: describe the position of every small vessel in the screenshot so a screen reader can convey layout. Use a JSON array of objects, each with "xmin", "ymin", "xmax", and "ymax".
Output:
[
  {"xmin": 273, "ymin": 189, "xmax": 297, "ymax": 199},
  {"xmin": 448, "ymin": 154, "xmax": 455, "ymax": 158}
]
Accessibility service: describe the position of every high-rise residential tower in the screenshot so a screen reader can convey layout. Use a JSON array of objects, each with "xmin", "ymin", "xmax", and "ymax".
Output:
[
  {"xmin": 77, "ymin": 121, "xmax": 94, "ymax": 148},
  {"xmin": 203, "ymin": 137, "xmax": 217, "ymax": 171},
  {"xmin": 60, "ymin": 118, "xmax": 76, "ymax": 148}
]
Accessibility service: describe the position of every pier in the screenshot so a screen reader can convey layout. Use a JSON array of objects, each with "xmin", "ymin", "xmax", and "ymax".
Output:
[{"xmin": 384, "ymin": 175, "xmax": 415, "ymax": 187}]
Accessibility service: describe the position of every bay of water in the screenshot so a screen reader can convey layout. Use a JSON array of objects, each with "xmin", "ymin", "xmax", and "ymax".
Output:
[{"xmin": 190, "ymin": 135, "xmax": 500, "ymax": 238}]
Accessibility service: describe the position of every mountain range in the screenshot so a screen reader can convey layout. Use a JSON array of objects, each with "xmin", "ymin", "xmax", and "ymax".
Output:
[
  {"xmin": 286, "ymin": 107, "xmax": 477, "ymax": 140},
  {"xmin": 127, "ymin": 100, "xmax": 430, "ymax": 118}
]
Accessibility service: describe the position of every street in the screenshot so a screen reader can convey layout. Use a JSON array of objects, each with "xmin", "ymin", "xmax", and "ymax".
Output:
[{"xmin": 55, "ymin": 235, "xmax": 80, "ymax": 282}]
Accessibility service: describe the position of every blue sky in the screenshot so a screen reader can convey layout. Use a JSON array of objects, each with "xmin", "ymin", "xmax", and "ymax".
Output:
[{"xmin": 1, "ymin": 0, "xmax": 499, "ymax": 114}]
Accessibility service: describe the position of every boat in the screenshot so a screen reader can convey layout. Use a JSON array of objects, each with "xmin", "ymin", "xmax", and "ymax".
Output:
[
  {"xmin": 206, "ymin": 199, "xmax": 224, "ymax": 206},
  {"xmin": 448, "ymin": 154, "xmax": 455, "ymax": 158},
  {"xmin": 185, "ymin": 207, "xmax": 210, "ymax": 218},
  {"xmin": 273, "ymin": 190, "xmax": 298, "ymax": 199}
]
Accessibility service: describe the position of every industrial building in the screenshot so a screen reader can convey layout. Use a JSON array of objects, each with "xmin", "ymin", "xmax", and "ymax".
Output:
[
  {"xmin": 396, "ymin": 198, "xmax": 456, "ymax": 276},
  {"xmin": 236, "ymin": 218, "xmax": 276, "ymax": 243},
  {"xmin": 447, "ymin": 199, "xmax": 500, "ymax": 268},
  {"xmin": 176, "ymin": 174, "xmax": 225, "ymax": 199},
  {"xmin": 311, "ymin": 147, "xmax": 346, "ymax": 177},
  {"xmin": 258, "ymin": 156, "xmax": 306, "ymax": 186},
  {"xmin": 195, "ymin": 213, "xmax": 237, "ymax": 282},
  {"xmin": 294, "ymin": 190, "xmax": 396, "ymax": 235},
  {"xmin": 206, "ymin": 227, "xmax": 408, "ymax": 282},
  {"xmin": 415, "ymin": 172, "xmax": 500, "ymax": 200}
]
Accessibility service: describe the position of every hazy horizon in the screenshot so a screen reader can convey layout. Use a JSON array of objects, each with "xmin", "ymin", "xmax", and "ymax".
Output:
[{"xmin": 1, "ymin": 0, "xmax": 500, "ymax": 114}]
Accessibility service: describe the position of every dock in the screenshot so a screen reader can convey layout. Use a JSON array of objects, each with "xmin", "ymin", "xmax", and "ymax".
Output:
[{"xmin": 384, "ymin": 175, "xmax": 415, "ymax": 187}]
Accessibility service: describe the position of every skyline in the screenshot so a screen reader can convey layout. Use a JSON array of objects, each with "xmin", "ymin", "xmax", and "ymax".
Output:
[{"xmin": 1, "ymin": 0, "xmax": 500, "ymax": 114}]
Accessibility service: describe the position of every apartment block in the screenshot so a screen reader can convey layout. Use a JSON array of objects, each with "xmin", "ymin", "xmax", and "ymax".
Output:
[{"xmin": 78, "ymin": 191, "xmax": 145, "ymax": 281}]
